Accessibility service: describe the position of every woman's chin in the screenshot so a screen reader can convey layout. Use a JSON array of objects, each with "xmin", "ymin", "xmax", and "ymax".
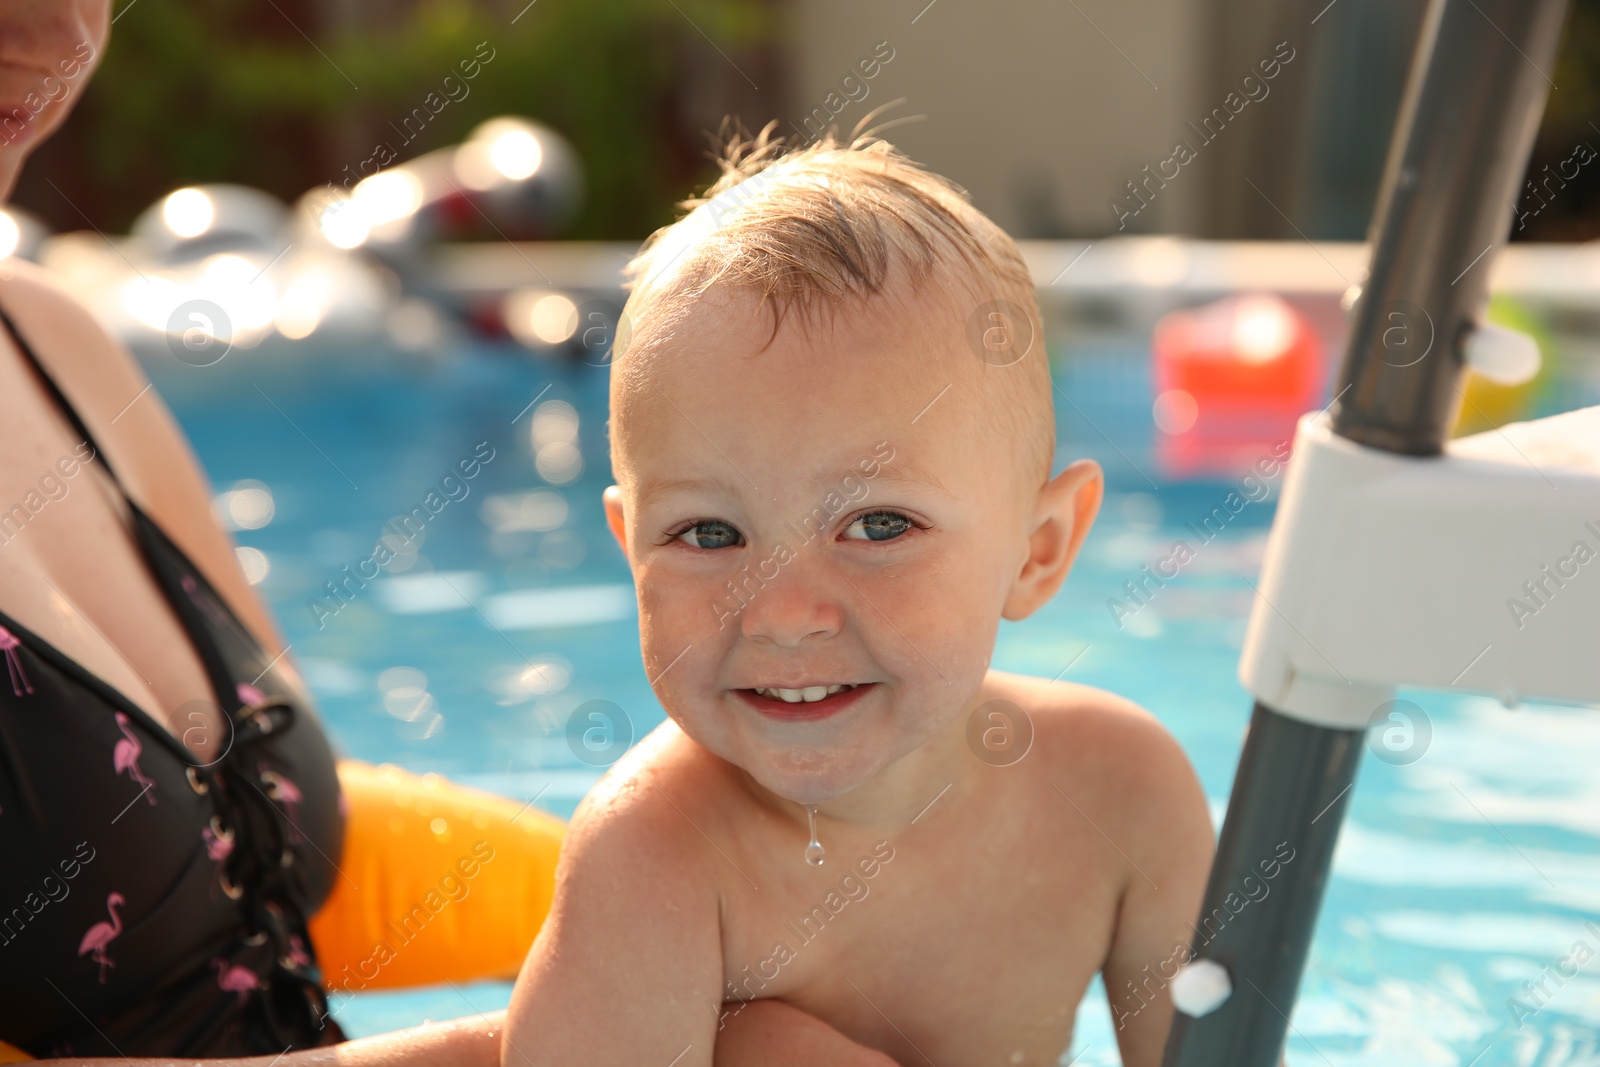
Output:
[{"xmin": 0, "ymin": 154, "xmax": 23, "ymax": 205}]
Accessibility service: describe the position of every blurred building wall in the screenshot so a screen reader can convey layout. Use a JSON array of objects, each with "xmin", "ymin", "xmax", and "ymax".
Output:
[
  {"xmin": 781, "ymin": 0, "xmax": 1434, "ymax": 241},
  {"xmin": 782, "ymin": 0, "xmax": 1206, "ymax": 239}
]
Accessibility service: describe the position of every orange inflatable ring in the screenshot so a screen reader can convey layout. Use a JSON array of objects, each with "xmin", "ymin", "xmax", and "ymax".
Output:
[
  {"xmin": 310, "ymin": 760, "xmax": 565, "ymax": 992},
  {"xmin": 0, "ymin": 761, "xmax": 564, "ymax": 1060}
]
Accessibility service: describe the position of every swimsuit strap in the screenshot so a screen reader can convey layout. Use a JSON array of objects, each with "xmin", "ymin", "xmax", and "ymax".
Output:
[
  {"xmin": 0, "ymin": 302, "xmax": 127, "ymax": 490},
  {"xmin": 0, "ymin": 299, "xmax": 242, "ymax": 713}
]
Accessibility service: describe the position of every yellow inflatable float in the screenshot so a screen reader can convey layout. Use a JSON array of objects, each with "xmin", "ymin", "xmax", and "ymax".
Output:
[{"xmin": 0, "ymin": 761, "xmax": 564, "ymax": 1063}]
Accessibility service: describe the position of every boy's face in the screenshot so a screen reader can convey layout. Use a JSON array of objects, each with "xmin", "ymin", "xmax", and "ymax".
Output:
[{"xmin": 604, "ymin": 271, "xmax": 1098, "ymax": 806}]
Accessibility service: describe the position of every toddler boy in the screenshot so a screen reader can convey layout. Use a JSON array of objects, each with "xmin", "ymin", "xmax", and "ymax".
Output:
[{"xmin": 504, "ymin": 122, "xmax": 1213, "ymax": 1067}]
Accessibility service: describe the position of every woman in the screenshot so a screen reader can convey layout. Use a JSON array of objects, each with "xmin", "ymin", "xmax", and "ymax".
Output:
[{"xmin": 0, "ymin": 3, "xmax": 503, "ymax": 1063}]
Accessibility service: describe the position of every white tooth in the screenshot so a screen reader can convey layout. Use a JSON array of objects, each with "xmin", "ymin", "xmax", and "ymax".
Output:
[
  {"xmin": 776, "ymin": 688, "xmax": 804, "ymax": 703},
  {"xmin": 801, "ymin": 686, "xmax": 828, "ymax": 702},
  {"xmin": 825, "ymin": 685, "xmax": 843, "ymax": 696}
]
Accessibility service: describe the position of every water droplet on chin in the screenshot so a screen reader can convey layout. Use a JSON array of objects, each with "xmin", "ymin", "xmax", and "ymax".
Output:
[{"xmin": 804, "ymin": 804, "xmax": 826, "ymax": 866}]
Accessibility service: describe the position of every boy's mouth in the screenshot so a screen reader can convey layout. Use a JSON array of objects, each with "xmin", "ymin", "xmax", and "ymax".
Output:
[
  {"xmin": 737, "ymin": 682, "xmax": 873, "ymax": 721},
  {"xmin": 752, "ymin": 683, "xmax": 860, "ymax": 703}
]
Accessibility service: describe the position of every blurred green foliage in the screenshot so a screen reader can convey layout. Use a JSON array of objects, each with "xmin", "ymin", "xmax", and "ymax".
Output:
[{"xmin": 24, "ymin": 0, "xmax": 776, "ymax": 237}]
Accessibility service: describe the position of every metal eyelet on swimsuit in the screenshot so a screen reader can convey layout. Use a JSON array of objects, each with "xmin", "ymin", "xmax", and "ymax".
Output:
[{"xmin": 187, "ymin": 766, "xmax": 209, "ymax": 794}]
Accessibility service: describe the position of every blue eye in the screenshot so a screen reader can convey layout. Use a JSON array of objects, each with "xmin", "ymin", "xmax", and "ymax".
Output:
[
  {"xmin": 843, "ymin": 511, "xmax": 915, "ymax": 542},
  {"xmin": 673, "ymin": 519, "xmax": 742, "ymax": 550}
]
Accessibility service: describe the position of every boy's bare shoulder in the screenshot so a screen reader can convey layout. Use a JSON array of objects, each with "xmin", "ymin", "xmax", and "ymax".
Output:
[
  {"xmin": 985, "ymin": 670, "xmax": 1212, "ymax": 842},
  {"xmin": 986, "ymin": 668, "xmax": 1187, "ymax": 759},
  {"xmin": 564, "ymin": 719, "xmax": 746, "ymax": 884}
]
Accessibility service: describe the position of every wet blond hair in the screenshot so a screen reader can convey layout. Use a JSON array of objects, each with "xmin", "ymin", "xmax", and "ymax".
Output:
[{"xmin": 618, "ymin": 116, "xmax": 1057, "ymax": 498}]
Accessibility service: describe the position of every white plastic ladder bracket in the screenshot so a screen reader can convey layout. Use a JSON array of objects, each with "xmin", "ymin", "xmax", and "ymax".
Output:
[{"xmin": 1240, "ymin": 407, "xmax": 1600, "ymax": 729}]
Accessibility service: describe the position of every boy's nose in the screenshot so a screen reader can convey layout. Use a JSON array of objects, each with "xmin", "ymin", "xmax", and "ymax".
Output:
[{"xmin": 736, "ymin": 566, "xmax": 844, "ymax": 647}]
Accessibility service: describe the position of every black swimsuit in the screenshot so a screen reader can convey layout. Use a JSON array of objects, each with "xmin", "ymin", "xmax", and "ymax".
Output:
[{"xmin": 0, "ymin": 308, "xmax": 347, "ymax": 1057}]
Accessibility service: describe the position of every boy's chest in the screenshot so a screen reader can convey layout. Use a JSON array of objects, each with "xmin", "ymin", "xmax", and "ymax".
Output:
[{"xmin": 718, "ymin": 819, "xmax": 1122, "ymax": 1066}]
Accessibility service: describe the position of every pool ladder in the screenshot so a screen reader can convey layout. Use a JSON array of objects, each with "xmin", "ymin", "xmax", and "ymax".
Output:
[{"xmin": 1160, "ymin": 0, "xmax": 1600, "ymax": 1063}]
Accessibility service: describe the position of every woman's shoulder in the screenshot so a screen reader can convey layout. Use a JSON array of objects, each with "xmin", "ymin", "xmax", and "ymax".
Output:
[
  {"xmin": 0, "ymin": 259, "xmax": 151, "ymax": 408},
  {"xmin": 0, "ymin": 257, "xmax": 286, "ymax": 655}
]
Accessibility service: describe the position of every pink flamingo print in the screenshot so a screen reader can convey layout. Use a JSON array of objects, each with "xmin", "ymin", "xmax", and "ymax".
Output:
[
  {"xmin": 113, "ymin": 712, "xmax": 157, "ymax": 805},
  {"xmin": 78, "ymin": 893, "xmax": 125, "ymax": 983},
  {"xmin": 236, "ymin": 682, "xmax": 266, "ymax": 707},
  {"xmin": 203, "ymin": 818, "xmax": 234, "ymax": 862},
  {"xmin": 0, "ymin": 625, "xmax": 32, "ymax": 696},
  {"xmin": 212, "ymin": 958, "xmax": 260, "ymax": 1003},
  {"xmin": 285, "ymin": 934, "xmax": 311, "ymax": 969},
  {"xmin": 259, "ymin": 765, "xmax": 303, "ymax": 842}
]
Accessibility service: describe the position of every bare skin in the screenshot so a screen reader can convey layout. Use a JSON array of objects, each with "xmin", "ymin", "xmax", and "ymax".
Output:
[
  {"xmin": 505, "ymin": 269, "xmax": 1214, "ymax": 1066},
  {"xmin": 0, "ymin": 259, "xmax": 267, "ymax": 762},
  {"xmin": 26, "ymin": 1013, "xmax": 506, "ymax": 1067}
]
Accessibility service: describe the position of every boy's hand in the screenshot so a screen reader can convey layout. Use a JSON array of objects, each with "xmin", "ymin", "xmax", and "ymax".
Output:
[{"xmin": 714, "ymin": 999, "xmax": 901, "ymax": 1067}]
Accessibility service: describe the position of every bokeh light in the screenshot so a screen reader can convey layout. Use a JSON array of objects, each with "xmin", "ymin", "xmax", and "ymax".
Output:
[
  {"xmin": 1152, "ymin": 388, "xmax": 1199, "ymax": 434},
  {"xmin": 0, "ymin": 213, "xmax": 19, "ymax": 259},
  {"xmin": 163, "ymin": 188, "xmax": 216, "ymax": 238},
  {"xmin": 481, "ymin": 490, "xmax": 569, "ymax": 533},
  {"xmin": 234, "ymin": 545, "xmax": 270, "ymax": 585},
  {"xmin": 353, "ymin": 170, "xmax": 425, "ymax": 228},
  {"xmin": 505, "ymin": 290, "xmax": 578, "ymax": 347},
  {"xmin": 1232, "ymin": 295, "xmax": 1297, "ymax": 363},
  {"xmin": 317, "ymin": 197, "xmax": 370, "ymax": 250},
  {"xmin": 216, "ymin": 480, "xmax": 276, "ymax": 530},
  {"xmin": 489, "ymin": 127, "xmax": 542, "ymax": 180}
]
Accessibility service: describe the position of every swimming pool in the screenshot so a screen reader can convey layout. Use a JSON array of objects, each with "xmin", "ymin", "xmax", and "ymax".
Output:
[{"xmin": 145, "ymin": 314, "xmax": 1600, "ymax": 1066}]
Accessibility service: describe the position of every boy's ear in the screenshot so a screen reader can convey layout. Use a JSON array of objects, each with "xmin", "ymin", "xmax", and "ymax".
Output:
[
  {"xmin": 602, "ymin": 485, "xmax": 628, "ymax": 556},
  {"xmin": 1002, "ymin": 459, "xmax": 1103, "ymax": 622}
]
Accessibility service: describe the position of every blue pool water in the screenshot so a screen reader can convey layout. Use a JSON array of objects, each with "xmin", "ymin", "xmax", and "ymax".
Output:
[{"xmin": 146, "ymin": 324, "xmax": 1600, "ymax": 1066}]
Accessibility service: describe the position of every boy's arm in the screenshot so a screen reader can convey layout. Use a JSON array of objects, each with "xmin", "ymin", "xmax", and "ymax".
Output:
[
  {"xmin": 1096, "ymin": 713, "xmax": 1215, "ymax": 1067},
  {"xmin": 503, "ymin": 782, "xmax": 724, "ymax": 1067},
  {"xmin": 30, "ymin": 1014, "xmax": 504, "ymax": 1067},
  {"xmin": 713, "ymin": 1000, "xmax": 901, "ymax": 1067}
]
